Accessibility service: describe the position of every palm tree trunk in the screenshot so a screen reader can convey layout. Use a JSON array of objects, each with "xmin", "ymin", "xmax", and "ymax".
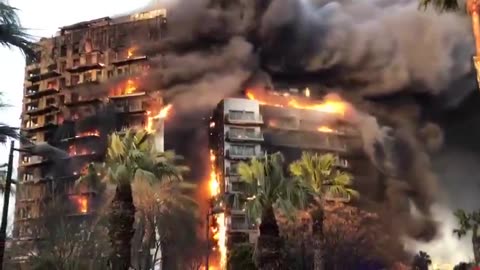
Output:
[
  {"xmin": 473, "ymin": 225, "xmax": 479, "ymax": 266},
  {"xmin": 310, "ymin": 206, "xmax": 324, "ymax": 270},
  {"xmin": 108, "ymin": 183, "xmax": 136, "ymax": 270},
  {"xmin": 254, "ymin": 204, "xmax": 284, "ymax": 270}
]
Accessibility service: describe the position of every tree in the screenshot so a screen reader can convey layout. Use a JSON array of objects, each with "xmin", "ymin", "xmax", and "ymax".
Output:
[
  {"xmin": 411, "ymin": 251, "xmax": 432, "ymax": 270},
  {"xmin": 418, "ymin": 0, "xmax": 480, "ymax": 87},
  {"xmin": 289, "ymin": 152, "xmax": 358, "ymax": 270},
  {"xmin": 453, "ymin": 262, "xmax": 475, "ymax": 270},
  {"xmin": 227, "ymin": 243, "xmax": 257, "ymax": 270},
  {"xmin": 79, "ymin": 129, "xmax": 188, "ymax": 270},
  {"xmin": 453, "ymin": 209, "xmax": 480, "ymax": 265},
  {"xmin": 238, "ymin": 153, "xmax": 296, "ymax": 270},
  {"xmin": 0, "ymin": 96, "xmax": 19, "ymax": 144},
  {"xmin": 0, "ymin": 1, "xmax": 35, "ymax": 57},
  {"xmin": 130, "ymin": 159, "xmax": 199, "ymax": 270}
]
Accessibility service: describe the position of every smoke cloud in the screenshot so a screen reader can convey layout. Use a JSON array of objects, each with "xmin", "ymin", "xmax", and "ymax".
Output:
[{"xmin": 128, "ymin": 0, "xmax": 478, "ymax": 263}]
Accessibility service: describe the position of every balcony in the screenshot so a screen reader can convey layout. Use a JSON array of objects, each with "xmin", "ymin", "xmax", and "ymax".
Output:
[
  {"xmin": 228, "ymin": 214, "xmax": 255, "ymax": 232},
  {"xmin": 20, "ymin": 156, "xmax": 49, "ymax": 168},
  {"xmin": 21, "ymin": 122, "xmax": 58, "ymax": 133},
  {"xmin": 66, "ymin": 79, "xmax": 100, "ymax": 89},
  {"xmin": 25, "ymin": 87, "xmax": 59, "ymax": 99},
  {"xmin": 112, "ymin": 56, "xmax": 148, "ymax": 67},
  {"xmin": 109, "ymin": 91, "xmax": 146, "ymax": 100},
  {"xmin": 65, "ymin": 98, "xmax": 102, "ymax": 107},
  {"xmin": 226, "ymin": 131, "xmax": 264, "ymax": 142},
  {"xmin": 226, "ymin": 179, "xmax": 247, "ymax": 193},
  {"xmin": 26, "ymin": 69, "xmax": 61, "ymax": 83},
  {"xmin": 25, "ymin": 105, "xmax": 59, "ymax": 116},
  {"xmin": 226, "ymin": 149, "xmax": 262, "ymax": 160},
  {"xmin": 225, "ymin": 114, "xmax": 263, "ymax": 125},
  {"xmin": 61, "ymin": 130, "xmax": 100, "ymax": 143},
  {"xmin": 67, "ymin": 63, "xmax": 105, "ymax": 73}
]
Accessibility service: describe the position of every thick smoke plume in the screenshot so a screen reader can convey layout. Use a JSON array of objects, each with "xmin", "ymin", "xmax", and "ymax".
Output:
[{"xmin": 127, "ymin": 0, "xmax": 477, "ymax": 263}]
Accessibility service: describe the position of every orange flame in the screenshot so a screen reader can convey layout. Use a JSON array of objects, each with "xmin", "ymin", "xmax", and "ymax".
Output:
[
  {"xmin": 209, "ymin": 150, "xmax": 220, "ymax": 197},
  {"xmin": 76, "ymin": 130, "xmax": 100, "ymax": 138},
  {"xmin": 127, "ymin": 47, "xmax": 135, "ymax": 58},
  {"xmin": 68, "ymin": 145, "xmax": 94, "ymax": 156},
  {"xmin": 146, "ymin": 104, "xmax": 173, "ymax": 133},
  {"xmin": 111, "ymin": 78, "xmax": 139, "ymax": 97},
  {"xmin": 317, "ymin": 126, "xmax": 335, "ymax": 133},
  {"xmin": 246, "ymin": 88, "xmax": 348, "ymax": 116},
  {"xmin": 73, "ymin": 196, "xmax": 88, "ymax": 214}
]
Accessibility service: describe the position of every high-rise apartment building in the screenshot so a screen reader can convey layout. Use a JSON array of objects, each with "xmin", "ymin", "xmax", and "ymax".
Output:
[
  {"xmin": 14, "ymin": 9, "xmax": 168, "ymax": 247},
  {"xmin": 208, "ymin": 89, "xmax": 371, "ymax": 250}
]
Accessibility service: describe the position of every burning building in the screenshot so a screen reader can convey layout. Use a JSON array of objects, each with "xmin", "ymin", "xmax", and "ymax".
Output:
[
  {"xmin": 13, "ymin": 9, "xmax": 169, "ymax": 257},
  {"xmin": 207, "ymin": 87, "xmax": 374, "ymax": 268}
]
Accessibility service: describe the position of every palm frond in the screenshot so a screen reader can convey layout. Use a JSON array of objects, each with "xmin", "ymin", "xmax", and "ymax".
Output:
[
  {"xmin": 0, "ymin": 124, "xmax": 18, "ymax": 144},
  {"xmin": 418, "ymin": 0, "xmax": 460, "ymax": 12}
]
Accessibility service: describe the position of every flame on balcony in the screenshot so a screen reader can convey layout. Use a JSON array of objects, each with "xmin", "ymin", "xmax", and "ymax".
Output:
[
  {"xmin": 72, "ymin": 195, "xmax": 88, "ymax": 214},
  {"xmin": 246, "ymin": 88, "xmax": 348, "ymax": 116},
  {"xmin": 146, "ymin": 104, "xmax": 173, "ymax": 133},
  {"xmin": 111, "ymin": 78, "xmax": 139, "ymax": 96},
  {"xmin": 127, "ymin": 47, "xmax": 136, "ymax": 58},
  {"xmin": 68, "ymin": 145, "xmax": 95, "ymax": 156},
  {"xmin": 318, "ymin": 126, "xmax": 335, "ymax": 133},
  {"xmin": 76, "ymin": 130, "xmax": 100, "ymax": 138}
]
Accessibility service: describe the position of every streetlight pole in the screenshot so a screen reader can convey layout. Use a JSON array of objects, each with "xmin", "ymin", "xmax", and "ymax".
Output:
[{"xmin": 0, "ymin": 141, "xmax": 15, "ymax": 270}]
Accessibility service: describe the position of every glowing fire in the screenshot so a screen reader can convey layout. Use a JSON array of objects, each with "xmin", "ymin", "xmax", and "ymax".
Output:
[
  {"xmin": 317, "ymin": 126, "xmax": 335, "ymax": 133},
  {"xmin": 74, "ymin": 196, "xmax": 88, "ymax": 214},
  {"xmin": 146, "ymin": 104, "xmax": 173, "ymax": 133},
  {"xmin": 127, "ymin": 47, "xmax": 136, "ymax": 58},
  {"xmin": 207, "ymin": 149, "xmax": 227, "ymax": 269},
  {"xmin": 111, "ymin": 78, "xmax": 139, "ymax": 96},
  {"xmin": 246, "ymin": 88, "xmax": 348, "ymax": 116},
  {"xmin": 68, "ymin": 145, "xmax": 94, "ymax": 156},
  {"xmin": 209, "ymin": 150, "xmax": 220, "ymax": 197},
  {"xmin": 76, "ymin": 130, "xmax": 100, "ymax": 138}
]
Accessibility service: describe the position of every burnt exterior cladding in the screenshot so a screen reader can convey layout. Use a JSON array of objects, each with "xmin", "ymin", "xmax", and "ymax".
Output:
[{"xmin": 14, "ymin": 10, "xmax": 167, "ymax": 243}]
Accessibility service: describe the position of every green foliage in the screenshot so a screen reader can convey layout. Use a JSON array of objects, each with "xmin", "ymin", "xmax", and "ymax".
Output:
[
  {"xmin": 289, "ymin": 152, "xmax": 358, "ymax": 206},
  {"xmin": 238, "ymin": 152, "xmax": 300, "ymax": 222},
  {"xmin": 228, "ymin": 244, "xmax": 257, "ymax": 270},
  {"xmin": 0, "ymin": 2, "xmax": 35, "ymax": 57},
  {"xmin": 418, "ymin": 0, "xmax": 461, "ymax": 12},
  {"xmin": 453, "ymin": 209, "xmax": 480, "ymax": 238}
]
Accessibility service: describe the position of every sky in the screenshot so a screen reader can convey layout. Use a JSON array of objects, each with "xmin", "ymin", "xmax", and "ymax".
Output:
[{"xmin": 0, "ymin": 0, "xmax": 151, "ymax": 233}]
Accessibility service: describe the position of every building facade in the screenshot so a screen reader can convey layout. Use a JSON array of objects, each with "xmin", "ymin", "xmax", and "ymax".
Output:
[
  {"xmin": 14, "ymin": 9, "xmax": 168, "ymax": 246},
  {"xmin": 208, "ymin": 90, "xmax": 371, "ymax": 252}
]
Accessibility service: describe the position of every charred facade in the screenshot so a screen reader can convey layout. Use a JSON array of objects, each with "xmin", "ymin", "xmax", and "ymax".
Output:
[
  {"xmin": 208, "ymin": 88, "xmax": 373, "ymax": 261},
  {"xmin": 13, "ymin": 9, "xmax": 168, "ymax": 256}
]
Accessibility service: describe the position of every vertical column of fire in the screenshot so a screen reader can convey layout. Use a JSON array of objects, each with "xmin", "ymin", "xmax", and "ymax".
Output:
[{"xmin": 208, "ymin": 150, "xmax": 227, "ymax": 269}]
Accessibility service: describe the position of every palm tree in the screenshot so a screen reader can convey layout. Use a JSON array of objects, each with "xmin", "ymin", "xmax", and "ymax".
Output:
[
  {"xmin": 78, "ymin": 129, "xmax": 188, "ymax": 270},
  {"xmin": 412, "ymin": 251, "xmax": 432, "ymax": 270},
  {"xmin": 0, "ymin": 2, "xmax": 35, "ymax": 57},
  {"xmin": 238, "ymin": 153, "xmax": 297, "ymax": 270},
  {"xmin": 0, "ymin": 97, "xmax": 19, "ymax": 144},
  {"xmin": 289, "ymin": 152, "xmax": 358, "ymax": 270},
  {"xmin": 419, "ymin": 0, "xmax": 480, "ymax": 87},
  {"xmin": 453, "ymin": 209, "xmax": 480, "ymax": 265}
]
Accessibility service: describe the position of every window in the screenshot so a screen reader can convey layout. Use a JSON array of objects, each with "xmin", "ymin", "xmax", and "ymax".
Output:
[
  {"xmin": 230, "ymin": 127, "xmax": 256, "ymax": 138},
  {"xmin": 107, "ymin": 70, "xmax": 113, "ymax": 78},
  {"xmin": 229, "ymin": 110, "xmax": 255, "ymax": 120},
  {"xmin": 85, "ymin": 54, "xmax": 92, "ymax": 65},
  {"xmin": 23, "ymin": 173, "xmax": 34, "ymax": 182},
  {"xmin": 71, "ymin": 93, "xmax": 79, "ymax": 102},
  {"xmin": 46, "ymin": 80, "xmax": 57, "ymax": 89},
  {"xmin": 84, "ymin": 72, "xmax": 92, "ymax": 82},
  {"xmin": 46, "ymin": 97, "xmax": 55, "ymax": 105},
  {"xmin": 71, "ymin": 75, "xmax": 80, "ymax": 85},
  {"xmin": 231, "ymin": 214, "xmax": 247, "ymax": 230},
  {"xmin": 73, "ymin": 58, "xmax": 80, "ymax": 67},
  {"xmin": 45, "ymin": 114, "xmax": 55, "ymax": 123},
  {"xmin": 96, "ymin": 70, "xmax": 102, "ymax": 79},
  {"xmin": 60, "ymin": 45, "xmax": 67, "ymax": 57},
  {"xmin": 59, "ymin": 61, "xmax": 67, "ymax": 72},
  {"xmin": 73, "ymin": 42, "xmax": 80, "ymax": 54},
  {"xmin": 59, "ymin": 78, "xmax": 66, "ymax": 88},
  {"xmin": 117, "ymin": 68, "xmax": 123, "ymax": 75},
  {"xmin": 230, "ymin": 145, "xmax": 255, "ymax": 157},
  {"xmin": 51, "ymin": 47, "xmax": 58, "ymax": 58},
  {"xmin": 228, "ymin": 162, "xmax": 239, "ymax": 175},
  {"xmin": 26, "ymin": 118, "xmax": 38, "ymax": 128}
]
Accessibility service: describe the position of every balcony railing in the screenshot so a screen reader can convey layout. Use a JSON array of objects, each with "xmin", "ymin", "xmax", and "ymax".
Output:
[
  {"xmin": 226, "ymin": 131, "xmax": 264, "ymax": 142},
  {"xmin": 226, "ymin": 149, "xmax": 262, "ymax": 160},
  {"xmin": 25, "ymin": 105, "xmax": 59, "ymax": 116},
  {"xmin": 66, "ymin": 63, "xmax": 104, "ymax": 73},
  {"xmin": 225, "ymin": 114, "xmax": 263, "ymax": 125},
  {"xmin": 27, "ymin": 69, "xmax": 61, "ymax": 83}
]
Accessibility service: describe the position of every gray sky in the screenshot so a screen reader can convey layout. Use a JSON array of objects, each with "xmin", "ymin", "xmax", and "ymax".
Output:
[{"xmin": 0, "ymin": 0, "xmax": 151, "ymax": 162}]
